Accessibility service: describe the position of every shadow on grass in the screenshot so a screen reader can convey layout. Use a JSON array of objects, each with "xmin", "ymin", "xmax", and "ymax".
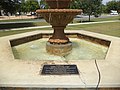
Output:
[{"xmin": 0, "ymin": 23, "xmax": 35, "ymax": 30}]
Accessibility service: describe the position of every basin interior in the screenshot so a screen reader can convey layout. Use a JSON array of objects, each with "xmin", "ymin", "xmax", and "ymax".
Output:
[{"xmin": 10, "ymin": 33, "xmax": 110, "ymax": 61}]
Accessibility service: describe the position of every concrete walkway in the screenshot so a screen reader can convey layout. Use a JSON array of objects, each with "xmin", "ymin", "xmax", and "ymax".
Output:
[
  {"xmin": 0, "ymin": 19, "xmax": 45, "ymax": 24},
  {"xmin": 2, "ymin": 20, "xmax": 120, "ymax": 31}
]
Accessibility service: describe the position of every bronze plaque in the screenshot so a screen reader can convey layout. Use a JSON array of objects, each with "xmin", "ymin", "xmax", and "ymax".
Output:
[{"xmin": 41, "ymin": 65, "xmax": 79, "ymax": 75}]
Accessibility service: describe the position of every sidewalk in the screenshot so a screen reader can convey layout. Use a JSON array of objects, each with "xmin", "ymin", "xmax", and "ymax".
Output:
[
  {"xmin": 0, "ymin": 19, "xmax": 45, "ymax": 24},
  {"xmin": 2, "ymin": 20, "xmax": 120, "ymax": 31},
  {"xmin": 0, "ymin": 16, "xmax": 37, "ymax": 20}
]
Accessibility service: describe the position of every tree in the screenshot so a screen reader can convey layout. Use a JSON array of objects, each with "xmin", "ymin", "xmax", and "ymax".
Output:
[
  {"xmin": 21, "ymin": 0, "xmax": 27, "ymax": 13},
  {"xmin": 0, "ymin": 0, "xmax": 21, "ymax": 15},
  {"xmin": 101, "ymin": 4, "xmax": 107, "ymax": 13},
  {"xmin": 106, "ymin": 0, "xmax": 120, "ymax": 13},
  {"xmin": 71, "ymin": 0, "xmax": 103, "ymax": 21},
  {"xmin": 70, "ymin": 0, "xmax": 81, "ymax": 9},
  {"xmin": 25, "ymin": 0, "xmax": 39, "ymax": 12},
  {"xmin": 39, "ymin": 0, "xmax": 49, "ymax": 9},
  {"xmin": 14, "ymin": 0, "xmax": 22, "ymax": 15}
]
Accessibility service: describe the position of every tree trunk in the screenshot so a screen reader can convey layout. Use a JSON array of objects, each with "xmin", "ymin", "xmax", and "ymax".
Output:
[{"xmin": 89, "ymin": 14, "xmax": 91, "ymax": 21}]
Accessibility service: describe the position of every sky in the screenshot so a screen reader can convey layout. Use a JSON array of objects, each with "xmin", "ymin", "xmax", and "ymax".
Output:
[
  {"xmin": 102, "ymin": 0, "xmax": 113, "ymax": 5},
  {"xmin": 38, "ymin": 0, "xmax": 115, "ymax": 5}
]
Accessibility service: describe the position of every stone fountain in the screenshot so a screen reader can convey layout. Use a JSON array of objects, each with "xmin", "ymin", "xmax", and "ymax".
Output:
[{"xmin": 36, "ymin": 0, "xmax": 82, "ymax": 56}]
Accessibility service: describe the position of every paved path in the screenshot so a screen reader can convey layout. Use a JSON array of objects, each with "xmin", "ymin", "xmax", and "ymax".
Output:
[
  {"xmin": 0, "ymin": 19, "xmax": 45, "ymax": 24},
  {"xmin": 2, "ymin": 20, "xmax": 120, "ymax": 31}
]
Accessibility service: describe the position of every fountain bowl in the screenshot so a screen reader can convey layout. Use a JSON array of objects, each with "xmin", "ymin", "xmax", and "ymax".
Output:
[{"xmin": 36, "ymin": 9, "xmax": 82, "ymax": 26}]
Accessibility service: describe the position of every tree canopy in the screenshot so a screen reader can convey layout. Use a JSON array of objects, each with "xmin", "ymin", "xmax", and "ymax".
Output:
[
  {"xmin": 0, "ymin": 0, "xmax": 119, "ymax": 16},
  {"xmin": 0, "ymin": 0, "xmax": 21, "ymax": 15},
  {"xmin": 0, "ymin": 0, "xmax": 39, "ymax": 15},
  {"xmin": 71, "ymin": 0, "xmax": 103, "ymax": 21},
  {"xmin": 25, "ymin": 0, "xmax": 39, "ymax": 12},
  {"xmin": 106, "ymin": 0, "xmax": 120, "ymax": 13}
]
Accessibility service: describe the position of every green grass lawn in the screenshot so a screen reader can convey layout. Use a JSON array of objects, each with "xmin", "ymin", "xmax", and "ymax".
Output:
[
  {"xmin": 66, "ymin": 22, "xmax": 120, "ymax": 37},
  {"xmin": 90, "ymin": 15, "xmax": 120, "ymax": 22},
  {"xmin": 0, "ymin": 15, "xmax": 119, "ymax": 29},
  {"xmin": 0, "ymin": 22, "xmax": 120, "ymax": 37},
  {"xmin": 73, "ymin": 15, "xmax": 120, "ymax": 23}
]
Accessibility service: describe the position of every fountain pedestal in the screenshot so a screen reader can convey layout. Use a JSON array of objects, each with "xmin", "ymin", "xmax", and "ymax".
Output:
[
  {"xmin": 49, "ymin": 26, "xmax": 69, "ymax": 44},
  {"xmin": 47, "ymin": 25, "xmax": 72, "ymax": 56},
  {"xmin": 46, "ymin": 42, "xmax": 72, "ymax": 56}
]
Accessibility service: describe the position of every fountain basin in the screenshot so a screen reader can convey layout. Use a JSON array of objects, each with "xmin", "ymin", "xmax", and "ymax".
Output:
[
  {"xmin": 0, "ymin": 30, "xmax": 120, "ymax": 88},
  {"xmin": 11, "ymin": 33, "xmax": 110, "ymax": 60}
]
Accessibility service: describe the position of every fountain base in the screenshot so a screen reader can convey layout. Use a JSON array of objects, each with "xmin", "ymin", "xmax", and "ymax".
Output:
[{"xmin": 46, "ymin": 42, "xmax": 72, "ymax": 56}]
